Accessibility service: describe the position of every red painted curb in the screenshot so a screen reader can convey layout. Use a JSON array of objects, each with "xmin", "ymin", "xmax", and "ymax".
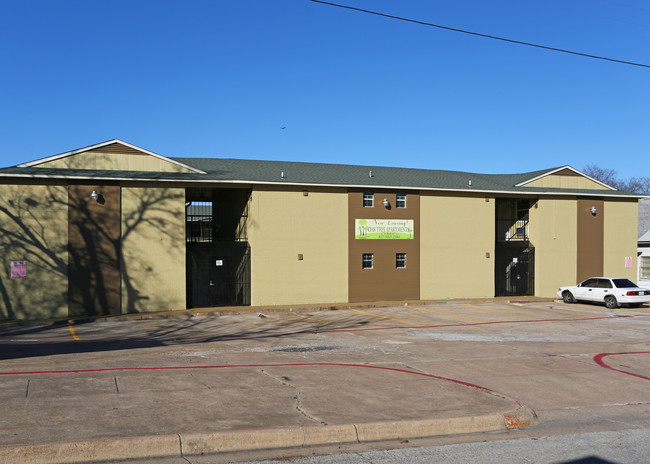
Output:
[{"xmin": 593, "ymin": 351, "xmax": 650, "ymax": 381}]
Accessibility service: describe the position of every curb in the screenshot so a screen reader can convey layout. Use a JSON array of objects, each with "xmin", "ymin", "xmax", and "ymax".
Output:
[
  {"xmin": 0, "ymin": 297, "xmax": 557, "ymax": 327},
  {"xmin": 0, "ymin": 407, "xmax": 538, "ymax": 463}
]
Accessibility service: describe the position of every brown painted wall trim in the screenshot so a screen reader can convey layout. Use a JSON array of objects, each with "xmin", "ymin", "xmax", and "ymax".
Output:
[
  {"xmin": 348, "ymin": 190, "xmax": 420, "ymax": 302},
  {"xmin": 576, "ymin": 197, "xmax": 603, "ymax": 282},
  {"xmin": 68, "ymin": 183, "xmax": 121, "ymax": 317}
]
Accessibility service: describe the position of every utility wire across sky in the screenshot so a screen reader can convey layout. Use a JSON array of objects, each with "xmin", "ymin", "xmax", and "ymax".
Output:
[{"xmin": 310, "ymin": 0, "xmax": 650, "ymax": 69}]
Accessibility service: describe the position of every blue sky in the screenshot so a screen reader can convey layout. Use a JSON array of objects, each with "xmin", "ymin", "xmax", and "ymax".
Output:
[{"xmin": 1, "ymin": 0, "xmax": 648, "ymax": 178}]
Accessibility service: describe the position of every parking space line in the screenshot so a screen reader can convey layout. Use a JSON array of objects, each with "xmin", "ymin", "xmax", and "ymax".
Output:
[
  {"xmin": 351, "ymin": 308, "xmax": 423, "ymax": 326},
  {"xmin": 506, "ymin": 303, "xmax": 596, "ymax": 317},
  {"xmin": 460, "ymin": 304, "xmax": 545, "ymax": 320},
  {"xmin": 68, "ymin": 323, "xmax": 81, "ymax": 341},
  {"xmin": 407, "ymin": 305, "xmax": 486, "ymax": 323}
]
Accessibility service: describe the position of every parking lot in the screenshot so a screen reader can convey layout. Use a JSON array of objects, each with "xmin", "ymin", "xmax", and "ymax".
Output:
[{"xmin": 1, "ymin": 299, "xmax": 650, "ymax": 462}]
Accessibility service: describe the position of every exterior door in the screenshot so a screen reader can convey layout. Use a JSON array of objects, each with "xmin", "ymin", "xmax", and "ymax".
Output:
[
  {"xmin": 187, "ymin": 243, "xmax": 250, "ymax": 307},
  {"xmin": 495, "ymin": 246, "xmax": 535, "ymax": 296}
]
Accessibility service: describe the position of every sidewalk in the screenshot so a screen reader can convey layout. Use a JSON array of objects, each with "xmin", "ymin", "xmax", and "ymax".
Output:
[
  {"xmin": 0, "ymin": 301, "xmax": 542, "ymax": 463},
  {"xmin": 0, "ymin": 360, "xmax": 537, "ymax": 463}
]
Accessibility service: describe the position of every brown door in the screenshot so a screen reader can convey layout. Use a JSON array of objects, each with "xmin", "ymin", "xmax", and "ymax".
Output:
[{"xmin": 68, "ymin": 184, "xmax": 121, "ymax": 317}]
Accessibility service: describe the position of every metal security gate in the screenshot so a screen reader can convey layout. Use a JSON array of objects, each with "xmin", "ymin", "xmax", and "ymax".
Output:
[
  {"xmin": 495, "ymin": 245, "xmax": 535, "ymax": 297},
  {"xmin": 187, "ymin": 242, "xmax": 250, "ymax": 307},
  {"xmin": 185, "ymin": 187, "xmax": 251, "ymax": 308}
]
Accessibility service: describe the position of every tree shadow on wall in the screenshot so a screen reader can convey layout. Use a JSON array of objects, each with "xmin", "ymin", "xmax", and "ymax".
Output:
[
  {"xmin": 0, "ymin": 185, "xmax": 68, "ymax": 321},
  {"xmin": 0, "ymin": 183, "xmax": 185, "ymax": 321},
  {"xmin": 119, "ymin": 187, "xmax": 185, "ymax": 314}
]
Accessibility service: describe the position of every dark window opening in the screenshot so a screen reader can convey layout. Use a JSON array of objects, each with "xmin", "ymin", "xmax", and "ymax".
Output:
[{"xmin": 186, "ymin": 201, "xmax": 213, "ymax": 243}]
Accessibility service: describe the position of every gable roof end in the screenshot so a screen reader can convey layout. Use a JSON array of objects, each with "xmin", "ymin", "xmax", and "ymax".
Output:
[
  {"xmin": 514, "ymin": 165, "xmax": 616, "ymax": 190},
  {"xmin": 17, "ymin": 139, "xmax": 207, "ymax": 174}
]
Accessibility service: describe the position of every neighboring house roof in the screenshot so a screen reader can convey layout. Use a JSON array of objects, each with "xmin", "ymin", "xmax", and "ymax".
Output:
[
  {"xmin": 0, "ymin": 139, "xmax": 645, "ymax": 198},
  {"xmin": 639, "ymin": 230, "xmax": 650, "ymax": 246}
]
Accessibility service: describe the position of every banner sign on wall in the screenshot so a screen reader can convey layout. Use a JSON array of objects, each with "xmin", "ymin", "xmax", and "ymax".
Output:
[
  {"xmin": 355, "ymin": 219, "xmax": 414, "ymax": 239},
  {"xmin": 11, "ymin": 261, "xmax": 26, "ymax": 279}
]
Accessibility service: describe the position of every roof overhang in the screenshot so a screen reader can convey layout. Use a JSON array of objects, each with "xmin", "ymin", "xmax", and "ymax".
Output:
[{"xmin": 0, "ymin": 171, "xmax": 644, "ymax": 199}]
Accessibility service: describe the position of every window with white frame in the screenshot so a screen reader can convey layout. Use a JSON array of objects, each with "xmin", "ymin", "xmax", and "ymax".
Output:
[
  {"xmin": 396, "ymin": 193, "xmax": 406, "ymax": 208},
  {"xmin": 363, "ymin": 192, "xmax": 374, "ymax": 208},
  {"xmin": 362, "ymin": 253, "xmax": 374, "ymax": 269},
  {"xmin": 641, "ymin": 256, "xmax": 650, "ymax": 279},
  {"xmin": 396, "ymin": 253, "xmax": 406, "ymax": 269}
]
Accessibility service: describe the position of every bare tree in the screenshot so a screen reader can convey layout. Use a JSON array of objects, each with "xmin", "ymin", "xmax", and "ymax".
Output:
[{"xmin": 583, "ymin": 164, "xmax": 650, "ymax": 194}]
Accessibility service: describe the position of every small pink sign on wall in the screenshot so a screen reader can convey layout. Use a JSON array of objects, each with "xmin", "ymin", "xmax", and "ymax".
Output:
[
  {"xmin": 11, "ymin": 261, "xmax": 26, "ymax": 279},
  {"xmin": 625, "ymin": 257, "xmax": 633, "ymax": 269}
]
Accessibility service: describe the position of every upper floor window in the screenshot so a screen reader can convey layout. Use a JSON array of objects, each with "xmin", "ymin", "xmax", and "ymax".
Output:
[
  {"xmin": 362, "ymin": 253, "xmax": 374, "ymax": 269},
  {"xmin": 363, "ymin": 192, "xmax": 374, "ymax": 208},
  {"xmin": 396, "ymin": 193, "xmax": 406, "ymax": 208}
]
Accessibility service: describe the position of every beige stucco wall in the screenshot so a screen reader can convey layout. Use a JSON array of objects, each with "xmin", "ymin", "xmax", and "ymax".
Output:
[
  {"xmin": 0, "ymin": 183, "xmax": 68, "ymax": 320},
  {"xmin": 526, "ymin": 173, "xmax": 610, "ymax": 190},
  {"xmin": 528, "ymin": 197, "xmax": 578, "ymax": 296},
  {"xmin": 603, "ymin": 199, "xmax": 638, "ymax": 281},
  {"xmin": 38, "ymin": 150, "xmax": 193, "ymax": 173},
  {"xmin": 247, "ymin": 186, "xmax": 348, "ymax": 306},
  {"xmin": 420, "ymin": 194, "xmax": 494, "ymax": 299},
  {"xmin": 121, "ymin": 185, "xmax": 186, "ymax": 313}
]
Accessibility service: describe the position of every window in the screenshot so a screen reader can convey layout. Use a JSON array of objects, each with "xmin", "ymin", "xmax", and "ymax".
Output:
[
  {"xmin": 396, "ymin": 253, "xmax": 406, "ymax": 269},
  {"xmin": 642, "ymin": 257, "xmax": 650, "ymax": 279},
  {"xmin": 581, "ymin": 278, "xmax": 598, "ymax": 288},
  {"xmin": 396, "ymin": 193, "xmax": 406, "ymax": 208},
  {"xmin": 362, "ymin": 253, "xmax": 374, "ymax": 269},
  {"xmin": 186, "ymin": 201, "xmax": 213, "ymax": 242},
  {"xmin": 597, "ymin": 278, "xmax": 613, "ymax": 289},
  {"xmin": 612, "ymin": 278, "xmax": 636, "ymax": 288},
  {"xmin": 363, "ymin": 192, "xmax": 374, "ymax": 208}
]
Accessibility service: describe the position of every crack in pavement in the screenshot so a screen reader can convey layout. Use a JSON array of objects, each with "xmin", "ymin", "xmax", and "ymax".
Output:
[{"xmin": 259, "ymin": 368, "xmax": 325, "ymax": 425}]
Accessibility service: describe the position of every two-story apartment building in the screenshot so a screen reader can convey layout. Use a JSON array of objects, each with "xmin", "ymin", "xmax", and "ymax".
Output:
[{"xmin": 0, "ymin": 140, "xmax": 643, "ymax": 321}]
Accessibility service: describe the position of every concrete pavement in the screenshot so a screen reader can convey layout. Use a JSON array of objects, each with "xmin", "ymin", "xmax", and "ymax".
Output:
[{"xmin": 0, "ymin": 302, "xmax": 541, "ymax": 463}]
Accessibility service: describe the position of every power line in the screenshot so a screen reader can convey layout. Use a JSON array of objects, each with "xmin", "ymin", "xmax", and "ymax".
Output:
[{"xmin": 310, "ymin": 0, "xmax": 650, "ymax": 69}]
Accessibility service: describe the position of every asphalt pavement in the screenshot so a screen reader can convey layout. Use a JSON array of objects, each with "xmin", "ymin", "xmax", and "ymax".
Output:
[{"xmin": 1, "ymin": 298, "xmax": 648, "ymax": 463}]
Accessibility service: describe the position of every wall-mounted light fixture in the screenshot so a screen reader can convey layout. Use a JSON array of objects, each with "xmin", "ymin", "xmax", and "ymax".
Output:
[
  {"xmin": 591, "ymin": 206, "xmax": 597, "ymax": 216},
  {"xmin": 383, "ymin": 198, "xmax": 390, "ymax": 208},
  {"xmin": 90, "ymin": 190, "xmax": 105, "ymax": 205}
]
